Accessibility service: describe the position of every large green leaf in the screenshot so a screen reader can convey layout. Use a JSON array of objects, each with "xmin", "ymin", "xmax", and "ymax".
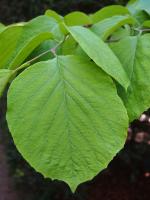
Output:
[
  {"xmin": 0, "ymin": 69, "xmax": 14, "ymax": 97},
  {"xmin": 110, "ymin": 34, "xmax": 150, "ymax": 121},
  {"xmin": 7, "ymin": 55, "xmax": 128, "ymax": 191},
  {"xmin": 91, "ymin": 15, "xmax": 135, "ymax": 40},
  {"xmin": 67, "ymin": 26, "xmax": 129, "ymax": 89},
  {"xmin": 0, "ymin": 16, "xmax": 56, "ymax": 70},
  {"xmin": 91, "ymin": 5, "xmax": 130, "ymax": 23}
]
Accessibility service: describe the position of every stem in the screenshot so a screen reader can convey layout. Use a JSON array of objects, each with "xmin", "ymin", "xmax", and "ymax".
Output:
[
  {"xmin": 133, "ymin": 28, "xmax": 150, "ymax": 33},
  {"xmin": 139, "ymin": 28, "xmax": 150, "ymax": 32},
  {"xmin": 16, "ymin": 35, "xmax": 68, "ymax": 72}
]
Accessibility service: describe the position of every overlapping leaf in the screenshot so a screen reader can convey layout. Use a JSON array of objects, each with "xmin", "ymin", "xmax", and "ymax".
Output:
[
  {"xmin": 0, "ymin": 69, "xmax": 14, "ymax": 97},
  {"xmin": 0, "ymin": 23, "xmax": 5, "ymax": 33},
  {"xmin": 45, "ymin": 9, "xmax": 63, "ymax": 22},
  {"xmin": 91, "ymin": 15, "xmax": 135, "ymax": 40},
  {"xmin": 0, "ymin": 16, "xmax": 56, "ymax": 70},
  {"xmin": 143, "ymin": 20, "xmax": 150, "ymax": 27},
  {"xmin": 67, "ymin": 26, "xmax": 129, "ymax": 89},
  {"xmin": 110, "ymin": 34, "xmax": 150, "ymax": 121},
  {"xmin": 64, "ymin": 11, "xmax": 92, "ymax": 26},
  {"xmin": 127, "ymin": 0, "xmax": 150, "ymax": 15},
  {"xmin": 7, "ymin": 55, "xmax": 128, "ymax": 191},
  {"xmin": 91, "ymin": 5, "xmax": 130, "ymax": 23}
]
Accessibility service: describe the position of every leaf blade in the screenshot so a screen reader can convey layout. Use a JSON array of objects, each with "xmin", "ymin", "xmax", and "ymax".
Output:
[
  {"xmin": 91, "ymin": 15, "xmax": 135, "ymax": 40},
  {"xmin": 0, "ymin": 16, "xmax": 56, "ymax": 70},
  {"xmin": 67, "ymin": 26, "xmax": 129, "ymax": 89},
  {"xmin": 110, "ymin": 34, "xmax": 150, "ymax": 121},
  {"xmin": 7, "ymin": 55, "xmax": 128, "ymax": 191},
  {"xmin": 64, "ymin": 11, "xmax": 92, "ymax": 26},
  {"xmin": 91, "ymin": 5, "xmax": 130, "ymax": 23},
  {"xmin": 0, "ymin": 69, "xmax": 14, "ymax": 97}
]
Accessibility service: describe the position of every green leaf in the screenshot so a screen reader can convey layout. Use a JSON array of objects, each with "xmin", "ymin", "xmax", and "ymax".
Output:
[
  {"xmin": 110, "ymin": 34, "xmax": 150, "ymax": 121},
  {"xmin": 110, "ymin": 26, "xmax": 131, "ymax": 41},
  {"xmin": 59, "ymin": 35, "xmax": 89, "ymax": 58},
  {"xmin": 127, "ymin": 0, "xmax": 150, "ymax": 15},
  {"xmin": 0, "ymin": 23, "xmax": 5, "ymax": 33},
  {"xmin": 143, "ymin": 20, "xmax": 150, "ymax": 27},
  {"xmin": 67, "ymin": 26, "xmax": 129, "ymax": 89},
  {"xmin": 7, "ymin": 55, "xmax": 128, "ymax": 192},
  {"xmin": 91, "ymin": 15, "xmax": 135, "ymax": 40},
  {"xmin": 135, "ymin": 11, "xmax": 150, "ymax": 24},
  {"xmin": 28, "ymin": 40, "xmax": 57, "ymax": 63},
  {"xmin": 0, "ymin": 69, "xmax": 14, "ymax": 97},
  {"xmin": 0, "ymin": 16, "xmax": 56, "ymax": 70},
  {"xmin": 57, "ymin": 35, "xmax": 86, "ymax": 58},
  {"xmin": 127, "ymin": 0, "xmax": 150, "ymax": 25},
  {"xmin": 64, "ymin": 11, "xmax": 92, "ymax": 26},
  {"xmin": 91, "ymin": 5, "xmax": 130, "ymax": 23},
  {"xmin": 0, "ymin": 23, "xmax": 5, "ymax": 27},
  {"xmin": 45, "ymin": 9, "xmax": 63, "ymax": 22},
  {"xmin": 59, "ymin": 35, "xmax": 78, "ymax": 55}
]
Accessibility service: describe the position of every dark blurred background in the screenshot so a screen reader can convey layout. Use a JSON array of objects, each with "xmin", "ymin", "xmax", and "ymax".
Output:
[
  {"xmin": 0, "ymin": 0, "xmax": 127, "ymax": 24},
  {"xmin": 1, "ymin": 0, "xmax": 150, "ymax": 200}
]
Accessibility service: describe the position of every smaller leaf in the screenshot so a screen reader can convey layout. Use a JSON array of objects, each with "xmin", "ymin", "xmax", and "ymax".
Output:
[
  {"xmin": 27, "ymin": 39, "xmax": 57, "ymax": 62},
  {"xmin": 0, "ymin": 16, "xmax": 56, "ymax": 70},
  {"xmin": 66, "ymin": 25, "xmax": 129, "ymax": 89},
  {"xmin": 143, "ymin": 20, "xmax": 150, "ymax": 27},
  {"xmin": 91, "ymin": 15, "xmax": 135, "ymax": 40},
  {"xmin": 0, "ymin": 23, "xmax": 5, "ymax": 33},
  {"xmin": 64, "ymin": 11, "xmax": 92, "ymax": 26},
  {"xmin": 91, "ymin": 5, "xmax": 130, "ymax": 23},
  {"xmin": 110, "ymin": 26, "xmax": 131, "ymax": 41},
  {"xmin": 45, "ymin": 9, "xmax": 63, "ymax": 22},
  {"xmin": 127, "ymin": 0, "xmax": 150, "ymax": 15},
  {"xmin": 0, "ymin": 69, "xmax": 14, "ymax": 97},
  {"xmin": 59, "ymin": 35, "xmax": 89, "ymax": 58},
  {"xmin": 59, "ymin": 35, "xmax": 77, "ymax": 55},
  {"xmin": 135, "ymin": 11, "xmax": 150, "ymax": 25},
  {"xmin": 110, "ymin": 34, "xmax": 150, "ymax": 121}
]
